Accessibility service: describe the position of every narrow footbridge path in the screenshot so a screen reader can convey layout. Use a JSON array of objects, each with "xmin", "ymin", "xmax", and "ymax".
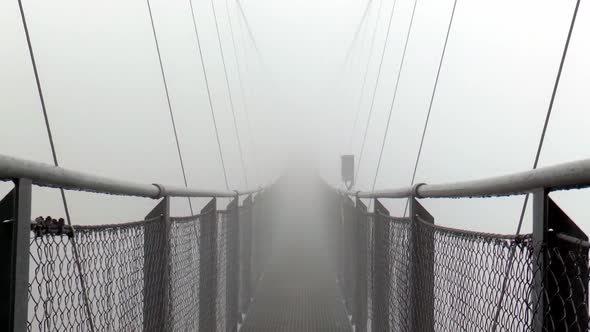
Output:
[{"xmin": 241, "ymin": 211, "xmax": 351, "ymax": 332}]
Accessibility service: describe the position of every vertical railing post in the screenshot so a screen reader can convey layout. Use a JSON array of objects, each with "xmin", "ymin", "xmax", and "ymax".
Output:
[
  {"xmin": 262, "ymin": 188, "xmax": 272, "ymax": 272},
  {"xmin": 353, "ymin": 198, "xmax": 368, "ymax": 332},
  {"xmin": 338, "ymin": 192, "xmax": 348, "ymax": 300},
  {"xmin": 409, "ymin": 196, "xmax": 435, "ymax": 332},
  {"xmin": 198, "ymin": 197, "xmax": 217, "ymax": 331},
  {"xmin": 143, "ymin": 196, "xmax": 171, "ymax": 332},
  {"xmin": 251, "ymin": 193, "xmax": 261, "ymax": 290},
  {"xmin": 337, "ymin": 194, "xmax": 345, "ymax": 294},
  {"xmin": 226, "ymin": 196, "xmax": 239, "ymax": 332},
  {"xmin": 342, "ymin": 195, "xmax": 355, "ymax": 314},
  {"xmin": 532, "ymin": 189, "xmax": 588, "ymax": 332},
  {"xmin": 240, "ymin": 195, "xmax": 253, "ymax": 317},
  {"xmin": 372, "ymin": 199, "xmax": 390, "ymax": 332},
  {"xmin": 253, "ymin": 191, "xmax": 263, "ymax": 286},
  {"xmin": 0, "ymin": 178, "xmax": 32, "ymax": 332}
]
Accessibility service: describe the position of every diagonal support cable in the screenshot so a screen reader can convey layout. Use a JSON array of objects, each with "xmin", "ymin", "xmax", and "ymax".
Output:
[
  {"xmin": 371, "ymin": 0, "xmax": 418, "ymax": 195},
  {"xmin": 354, "ymin": 0, "xmax": 399, "ymax": 184},
  {"xmin": 144, "ymin": 0, "xmax": 194, "ymax": 214},
  {"xmin": 17, "ymin": 0, "xmax": 95, "ymax": 330},
  {"xmin": 342, "ymin": 0, "xmax": 375, "ymax": 68},
  {"xmin": 210, "ymin": 0, "xmax": 249, "ymax": 188},
  {"xmin": 235, "ymin": 0, "xmax": 265, "ymax": 70},
  {"xmin": 235, "ymin": 0, "xmax": 280, "ymax": 110},
  {"xmin": 188, "ymin": 0, "xmax": 230, "ymax": 190},
  {"xmin": 347, "ymin": 0, "xmax": 385, "ymax": 151},
  {"xmin": 225, "ymin": 0, "xmax": 260, "ymax": 185},
  {"xmin": 491, "ymin": 1, "xmax": 582, "ymax": 329},
  {"xmin": 403, "ymin": 0, "xmax": 458, "ymax": 217}
]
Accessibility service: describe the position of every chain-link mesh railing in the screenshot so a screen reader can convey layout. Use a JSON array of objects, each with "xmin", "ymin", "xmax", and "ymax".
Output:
[
  {"xmin": 20, "ymin": 183, "xmax": 590, "ymax": 332},
  {"xmin": 334, "ymin": 195, "xmax": 589, "ymax": 332},
  {"xmin": 29, "ymin": 217, "xmax": 155, "ymax": 331},
  {"xmin": 168, "ymin": 214, "xmax": 201, "ymax": 331},
  {"xmin": 26, "ymin": 192, "xmax": 269, "ymax": 332},
  {"xmin": 536, "ymin": 234, "xmax": 589, "ymax": 331},
  {"xmin": 215, "ymin": 205, "xmax": 240, "ymax": 332},
  {"xmin": 414, "ymin": 216, "xmax": 534, "ymax": 331},
  {"xmin": 215, "ymin": 210, "xmax": 228, "ymax": 332}
]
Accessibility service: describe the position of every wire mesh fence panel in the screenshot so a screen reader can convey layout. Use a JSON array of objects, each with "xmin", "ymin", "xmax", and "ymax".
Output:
[
  {"xmin": 216, "ymin": 211, "xmax": 228, "ymax": 332},
  {"xmin": 535, "ymin": 238, "xmax": 589, "ymax": 331},
  {"xmin": 385, "ymin": 216, "xmax": 412, "ymax": 331},
  {"xmin": 168, "ymin": 215, "xmax": 202, "ymax": 331},
  {"xmin": 352, "ymin": 199, "xmax": 369, "ymax": 332},
  {"xmin": 227, "ymin": 202, "xmax": 240, "ymax": 332},
  {"xmin": 198, "ymin": 199, "xmax": 218, "ymax": 331},
  {"xmin": 143, "ymin": 212, "xmax": 170, "ymax": 331},
  {"xmin": 251, "ymin": 192, "xmax": 270, "ymax": 295},
  {"xmin": 372, "ymin": 201, "xmax": 392, "ymax": 332},
  {"xmin": 366, "ymin": 213, "xmax": 374, "ymax": 332},
  {"xmin": 251, "ymin": 197, "xmax": 262, "ymax": 292},
  {"xmin": 28, "ymin": 218, "xmax": 156, "ymax": 331},
  {"xmin": 412, "ymin": 218, "xmax": 535, "ymax": 332}
]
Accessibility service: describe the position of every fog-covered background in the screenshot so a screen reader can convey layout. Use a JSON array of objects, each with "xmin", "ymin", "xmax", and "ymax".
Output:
[{"xmin": 1, "ymin": 0, "xmax": 588, "ymax": 234}]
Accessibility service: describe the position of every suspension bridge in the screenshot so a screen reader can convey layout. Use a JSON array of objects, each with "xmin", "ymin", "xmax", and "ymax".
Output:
[{"xmin": 2, "ymin": 0, "xmax": 589, "ymax": 331}]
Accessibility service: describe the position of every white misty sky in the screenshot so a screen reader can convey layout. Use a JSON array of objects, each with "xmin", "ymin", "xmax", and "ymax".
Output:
[{"xmin": 0, "ymin": 0, "xmax": 589, "ymax": 234}]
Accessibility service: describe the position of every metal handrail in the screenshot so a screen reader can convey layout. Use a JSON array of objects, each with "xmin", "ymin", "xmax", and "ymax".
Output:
[
  {"xmin": 0, "ymin": 154, "xmax": 263, "ymax": 198},
  {"xmin": 339, "ymin": 158, "xmax": 590, "ymax": 199}
]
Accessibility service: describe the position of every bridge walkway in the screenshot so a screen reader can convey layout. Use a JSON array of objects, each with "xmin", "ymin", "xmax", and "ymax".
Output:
[
  {"xmin": 240, "ymin": 174, "xmax": 352, "ymax": 332},
  {"xmin": 240, "ymin": 230, "xmax": 351, "ymax": 332}
]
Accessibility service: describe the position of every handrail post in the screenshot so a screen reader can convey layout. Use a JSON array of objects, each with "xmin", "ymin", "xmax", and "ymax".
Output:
[
  {"xmin": 336, "ymin": 194, "xmax": 345, "ymax": 296},
  {"xmin": 262, "ymin": 188, "xmax": 272, "ymax": 273},
  {"xmin": 251, "ymin": 193, "xmax": 261, "ymax": 289},
  {"xmin": 409, "ymin": 197, "xmax": 435, "ymax": 332},
  {"xmin": 239, "ymin": 195, "xmax": 253, "ymax": 317},
  {"xmin": 532, "ymin": 189, "xmax": 588, "ymax": 331},
  {"xmin": 199, "ymin": 198, "xmax": 218, "ymax": 331},
  {"xmin": 372, "ymin": 199, "xmax": 390, "ymax": 332},
  {"xmin": 143, "ymin": 196, "xmax": 171, "ymax": 332},
  {"xmin": 0, "ymin": 178, "xmax": 32, "ymax": 332},
  {"xmin": 226, "ymin": 196, "xmax": 239, "ymax": 332},
  {"xmin": 353, "ymin": 198, "xmax": 368, "ymax": 332},
  {"xmin": 342, "ymin": 195, "xmax": 355, "ymax": 314}
]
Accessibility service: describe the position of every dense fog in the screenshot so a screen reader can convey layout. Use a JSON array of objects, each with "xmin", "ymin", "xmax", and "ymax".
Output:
[{"xmin": 1, "ymin": 0, "xmax": 589, "ymax": 235}]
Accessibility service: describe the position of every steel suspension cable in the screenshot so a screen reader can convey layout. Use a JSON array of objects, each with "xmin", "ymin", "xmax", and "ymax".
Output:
[
  {"xmin": 402, "ymin": 0, "xmax": 458, "ymax": 216},
  {"xmin": 188, "ymin": 0, "xmax": 230, "ymax": 190},
  {"xmin": 515, "ymin": 0, "xmax": 581, "ymax": 235},
  {"xmin": 346, "ymin": 15, "xmax": 371, "ymax": 78},
  {"xmin": 236, "ymin": 0, "xmax": 283, "ymax": 114},
  {"xmin": 236, "ymin": 1, "xmax": 265, "ymax": 70},
  {"xmin": 235, "ymin": 0, "xmax": 278, "ymax": 95},
  {"xmin": 334, "ymin": 4, "xmax": 371, "ymax": 131},
  {"xmin": 354, "ymin": 0, "xmax": 399, "ymax": 183},
  {"xmin": 234, "ymin": 2, "xmax": 272, "ymax": 155},
  {"xmin": 17, "ymin": 1, "xmax": 95, "ymax": 330},
  {"xmin": 144, "ymin": 0, "xmax": 194, "ymax": 214},
  {"xmin": 210, "ymin": 0, "xmax": 249, "ymax": 188},
  {"xmin": 225, "ymin": 0, "xmax": 260, "ymax": 184},
  {"xmin": 347, "ymin": 0, "xmax": 385, "ymax": 151},
  {"xmin": 343, "ymin": 0, "xmax": 374, "ymax": 68},
  {"xmin": 492, "ymin": 0, "xmax": 582, "ymax": 329},
  {"xmin": 371, "ymin": 0, "xmax": 418, "ymax": 194}
]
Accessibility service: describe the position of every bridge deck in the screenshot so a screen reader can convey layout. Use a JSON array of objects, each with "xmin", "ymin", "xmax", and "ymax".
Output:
[{"xmin": 240, "ymin": 220, "xmax": 352, "ymax": 332}]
